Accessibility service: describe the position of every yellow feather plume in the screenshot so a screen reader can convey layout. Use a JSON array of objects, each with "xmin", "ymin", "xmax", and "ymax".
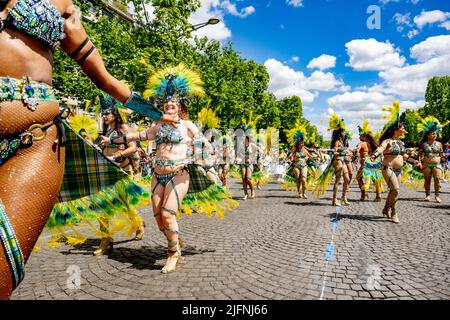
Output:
[
  {"xmin": 198, "ymin": 108, "xmax": 220, "ymax": 129},
  {"xmin": 328, "ymin": 112, "xmax": 345, "ymax": 131},
  {"xmin": 68, "ymin": 114, "xmax": 99, "ymax": 140}
]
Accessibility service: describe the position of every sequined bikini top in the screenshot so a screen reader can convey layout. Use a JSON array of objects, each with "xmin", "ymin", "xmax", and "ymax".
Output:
[
  {"xmin": 295, "ymin": 150, "xmax": 306, "ymax": 159},
  {"xmin": 0, "ymin": 0, "xmax": 66, "ymax": 49},
  {"xmin": 423, "ymin": 142, "xmax": 441, "ymax": 157},
  {"xmin": 387, "ymin": 139, "xmax": 405, "ymax": 156},
  {"xmin": 155, "ymin": 123, "xmax": 183, "ymax": 146}
]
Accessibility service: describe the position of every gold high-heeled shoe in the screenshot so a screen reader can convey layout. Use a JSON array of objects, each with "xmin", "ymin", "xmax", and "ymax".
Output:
[
  {"xmin": 135, "ymin": 221, "xmax": 146, "ymax": 241},
  {"xmin": 94, "ymin": 238, "xmax": 113, "ymax": 256},
  {"xmin": 332, "ymin": 198, "xmax": 341, "ymax": 207},
  {"xmin": 341, "ymin": 196, "xmax": 350, "ymax": 206},
  {"xmin": 435, "ymin": 196, "xmax": 441, "ymax": 203},
  {"xmin": 161, "ymin": 249, "xmax": 181, "ymax": 274}
]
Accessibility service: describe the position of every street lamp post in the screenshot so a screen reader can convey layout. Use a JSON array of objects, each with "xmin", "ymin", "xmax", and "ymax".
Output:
[{"xmin": 190, "ymin": 18, "xmax": 220, "ymax": 31}]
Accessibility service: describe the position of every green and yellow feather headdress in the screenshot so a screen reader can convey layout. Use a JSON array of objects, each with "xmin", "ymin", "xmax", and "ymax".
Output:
[
  {"xmin": 68, "ymin": 114, "xmax": 99, "ymax": 141},
  {"xmin": 242, "ymin": 111, "xmax": 262, "ymax": 135},
  {"xmin": 143, "ymin": 64, "xmax": 204, "ymax": 105},
  {"xmin": 380, "ymin": 101, "xmax": 406, "ymax": 136},
  {"xmin": 358, "ymin": 118, "xmax": 373, "ymax": 136},
  {"xmin": 328, "ymin": 112, "xmax": 346, "ymax": 131},
  {"xmin": 417, "ymin": 115, "xmax": 449, "ymax": 136},
  {"xmin": 285, "ymin": 120, "xmax": 309, "ymax": 147}
]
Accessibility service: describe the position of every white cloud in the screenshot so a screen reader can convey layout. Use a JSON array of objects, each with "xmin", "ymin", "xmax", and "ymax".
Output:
[
  {"xmin": 264, "ymin": 58, "xmax": 345, "ymax": 104},
  {"xmin": 379, "ymin": 0, "xmax": 421, "ymax": 4},
  {"xmin": 286, "ymin": 0, "xmax": 304, "ymax": 7},
  {"xmin": 345, "ymin": 39, "xmax": 406, "ymax": 71},
  {"xmin": 413, "ymin": 10, "xmax": 450, "ymax": 29},
  {"xmin": 307, "ymin": 54, "xmax": 337, "ymax": 71},
  {"xmin": 407, "ymin": 29, "xmax": 419, "ymax": 39},
  {"xmin": 327, "ymin": 89, "xmax": 425, "ymax": 138},
  {"xmin": 380, "ymin": 54, "xmax": 450, "ymax": 99},
  {"xmin": 410, "ymin": 35, "xmax": 450, "ymax": 63},
  {"xmin": 291, "ymin": 56, "xmax": 300, "ymax": 62},
  {"xmin": 440, "ymin": 21, "xmax": 450, "ymax": 30},
  {"xmin": 221, "ymin": 0, "xmax": 255, "ymax": 18}
]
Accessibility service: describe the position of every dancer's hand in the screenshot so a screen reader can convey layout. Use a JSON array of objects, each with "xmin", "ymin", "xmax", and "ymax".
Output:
[{"xmin": 99, "ymin": 135, "xmax": 111, "ymax": 146}]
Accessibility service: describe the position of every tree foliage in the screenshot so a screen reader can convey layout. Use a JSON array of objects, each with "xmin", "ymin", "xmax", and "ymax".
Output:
[{"xmin": 54, "ymin": 0, "xmax": 325, "ymax": 144}]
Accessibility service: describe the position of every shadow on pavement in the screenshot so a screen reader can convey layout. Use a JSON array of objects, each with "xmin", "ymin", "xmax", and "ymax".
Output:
[
  {"xmin": 59, "ymin": 238, "xmax": 213, "ymax": 270},
  {"xmin": 326, "ymin": 213, "xmax": 387, "ymax": 222},
  {"xmin": 415, "ymin": 204, "xmax": 450, "ymax": 212},
  {"xmin": 284, "ymin": 201, "xmax": 330, "ymax": 207}
]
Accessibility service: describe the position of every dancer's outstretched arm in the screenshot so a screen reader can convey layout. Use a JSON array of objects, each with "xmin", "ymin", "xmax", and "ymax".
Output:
[{"xmin": 59, "ymin": 1, "xmax": 176, "ymax": 124}]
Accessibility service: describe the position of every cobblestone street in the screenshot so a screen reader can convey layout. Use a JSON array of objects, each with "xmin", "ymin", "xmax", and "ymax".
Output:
[{"xmin": 12, "ymin": 179, "xmax": 450, "ymax": 300}]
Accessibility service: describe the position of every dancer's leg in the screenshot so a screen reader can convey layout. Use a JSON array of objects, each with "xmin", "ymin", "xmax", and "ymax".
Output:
[
  {"xmin": 382, "ymin": 168, "xmax": 401, "ymax": 223},
  {"xmin": 0, "ymin": 124, "xmax": 64, "ymax": 299},
  {"xmin": 332, "ymin": 160, "xmax": 343, "ymax": 206},
  {"xmin": 160, "ymin": 170, "xmax": 189, "ymax": 273},
  {"xmin": 423, "ymin": 167, "xmax": 432, "ymax": 201},
  {"xmin": 433, "ymin": 166, "xmax": 442, "ymax": 203},
  {"xmin": 301, "ymin": 167, "xmax": 308, "ymax": 198},
  {"xmin": 341, "ymin": 165, "xmax": 350, "ymax": 205}
]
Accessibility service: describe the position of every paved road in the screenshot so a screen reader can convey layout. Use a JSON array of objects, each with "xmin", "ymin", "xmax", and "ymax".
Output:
[{"xmin": 12, "ymin": 179, "xmax": 450, "ymax": 300}]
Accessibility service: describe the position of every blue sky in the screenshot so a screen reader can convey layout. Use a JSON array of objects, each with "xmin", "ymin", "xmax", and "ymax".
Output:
[{"xmin": 189, "ymin": 0, "xmax": 450, "ymax": 144}]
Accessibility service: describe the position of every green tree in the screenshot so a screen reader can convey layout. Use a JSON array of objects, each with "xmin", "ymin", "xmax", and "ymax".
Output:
[{"xmin": 423, "ymin": 76, "xmax": 450, "ymax": 143}]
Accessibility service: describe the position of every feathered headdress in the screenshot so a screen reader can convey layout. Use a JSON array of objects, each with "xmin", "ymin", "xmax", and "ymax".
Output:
[
  {"xmin": 143, "ymin": 64, "xmax": 204, "ymax": 105},
  {"xmin": 345, "ymin": 129, "xmax": 353, "ymax": 142},
  {"xmin": 197, "ymin": 107, "xmax": 220, "ymax": 130},
  {"xmin": 380, "ymin": 101, "xmax": 406, "ymax": 136},
  {"xmin": 286, "ymin": 120, "xmax": 308, "ymax": 147},
  {"xmin": 417, "ymin": 115, "xmax": 449, "ymax": 136},
  {"xmin": 241, "ymin": 111, "xmax": 262, "ymax": 135},
  {"xmin": 358, "ymin": 118, "xmax": 373, "ymax": 136},
  {"xmin": 68, "ymin": 114, "xmax": 98, "ymax": 140},
  {"xmin": 328, "ymin": 112, "xmax": 346, "ymax": 131},
  {"xmin": 98, "ymin": 93, "xmax": 122, "ymax": 113}
]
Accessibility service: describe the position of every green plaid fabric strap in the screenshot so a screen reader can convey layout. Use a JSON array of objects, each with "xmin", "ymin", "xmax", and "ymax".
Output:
[{"xmin": 0, "ymin": 200, "xmax": 25, "ymax": 289}]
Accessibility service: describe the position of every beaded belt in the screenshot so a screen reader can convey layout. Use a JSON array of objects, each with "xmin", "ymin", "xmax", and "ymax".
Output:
[
  {"xmin": 0, "ymin": 76, "xmax": 58, "ymax": 111},
  {"xmin": 0, "ymin": 107, "xmax": 70, "ymax": 166},
  {"xmin": 0, "ymin": 200, "xmax": 25, "ymax": 289}
]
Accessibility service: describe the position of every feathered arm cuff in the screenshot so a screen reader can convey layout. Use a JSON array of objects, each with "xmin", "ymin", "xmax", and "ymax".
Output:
[{"xmin": 124, "ymin": 92, "xmax": 163, "ymax": 121}]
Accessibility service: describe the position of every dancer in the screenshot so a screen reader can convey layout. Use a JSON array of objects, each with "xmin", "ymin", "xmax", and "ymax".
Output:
[
  {"xmin": 217, "ymin": 135, "xmax": 233, "ymax": 187},
  {"xmin": 355, "ymin": 119, "xmax": 383, "ymax": 201},
  {"xmin": 328, "ymin": 113, "xmax": 351, "ymax": 206},
  {"xmin": 417, "ymin": 116, "xmax": 449, "ymax": 203},
  {"xmin": 444, "ymin": 142, "xmax": 450, "ymax": 182},
  {"xmin": 101, "ymin": 65, "xmax": 238, "ymax": 273},
  {"xmin": 197, "ymin": 108, "xmax": 221, "ymax": 184},
  {"xmin": 0, "ymin": 0, "xmax": 175, "ymax": 299},
  {"xmin": 285, "ymin": 122, "xmax": 319, "ymax": 198},
  {"xmin": 95, "ymin": 94, "xmax": 147, "ymax": 254},
  {"xmin": 371, "ymin": 102, "xmax": 419, "ymax": 224}
]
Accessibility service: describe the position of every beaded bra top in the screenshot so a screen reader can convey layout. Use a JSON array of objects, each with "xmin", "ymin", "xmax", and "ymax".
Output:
[
  {"xmin": 0, "ymin": 0, "xmax": 66, "ymax": 49},
  {"xmin": 155, "ymin": 123, "xmax": 183, "ymax": 146},
  {"xmin": 423, "ymin": 142, "xmax": 441, "ymax": 157}
]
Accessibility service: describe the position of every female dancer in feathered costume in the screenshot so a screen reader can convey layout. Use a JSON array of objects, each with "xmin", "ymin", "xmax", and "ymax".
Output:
[
  {"xmin": 197, "ymin": 107, "xmax": 221, "ymax": 184},
  {"xmin": 314, "ymin": 112, "xmax": 351, "ymax": 206},
  {"xmin": 237, "ymin": 113, "xmax": 265, "ymax": 199},
  {"xmin": 371, "ymin": 102, "xmax": 420, "ymax": 224},
  {"xmin": 355, "ymin": 119, "xmax": 383, "ymax": 201},
  {"xmin": 417, "ymin": 116, "xmax": 449, "ymax": 203},
  {"xmin": 101, "ymin": 64, "xmax": 238, "ymax": 273},
  {"xmin": 217, "ymin": 134, "xmax": 234, "ymax": 187},
  {"xmin": 284, "ymin": 121, "xmax": 319, "ymax": 198}
]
